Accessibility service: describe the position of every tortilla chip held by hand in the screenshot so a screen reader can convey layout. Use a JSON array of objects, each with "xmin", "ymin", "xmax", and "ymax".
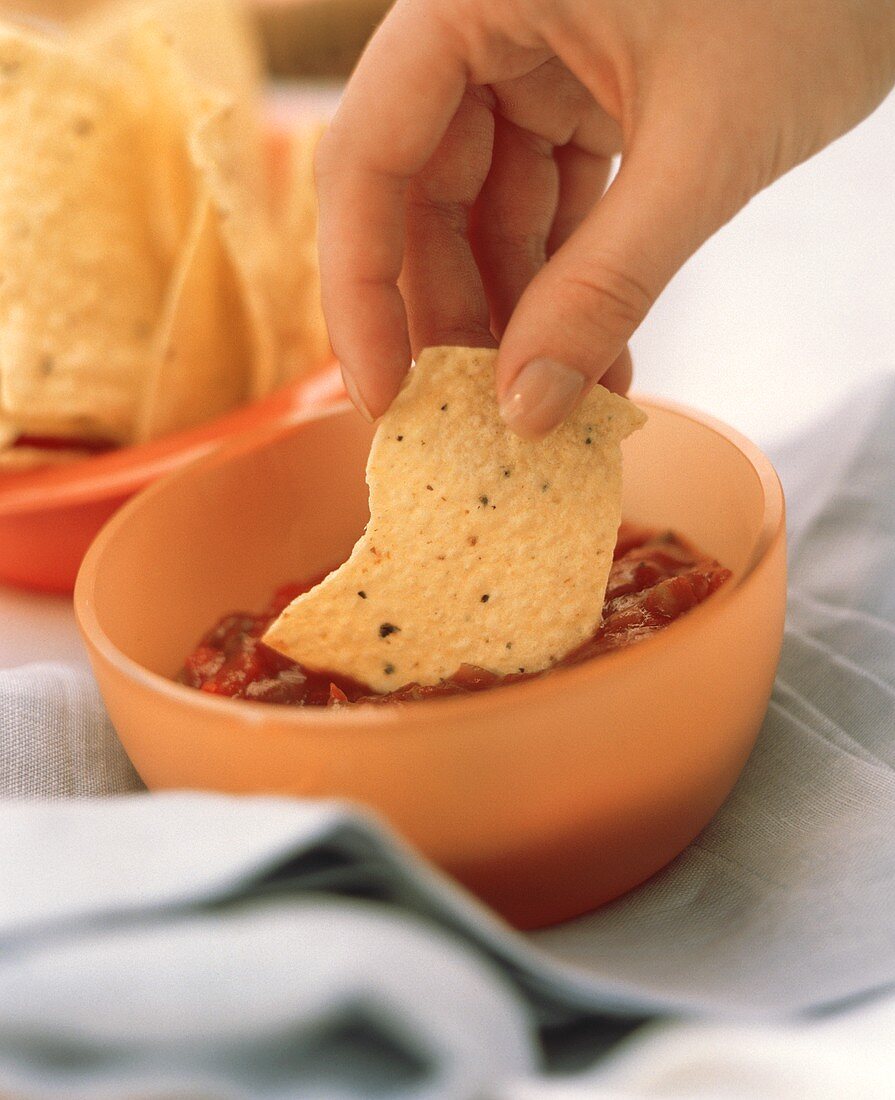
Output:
[{"xmin": 263, "ymin": 346, "xmax": 646, "ymax": 692}]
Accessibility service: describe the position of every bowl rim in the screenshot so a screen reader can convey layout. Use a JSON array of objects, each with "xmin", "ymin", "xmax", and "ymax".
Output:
[
  {"xmin": 74, "ymin": 393, "xmax": 785, "ymax": 732},
  {"xmin": 0, "ymin": 363, "xmax": 343, "ymax": 514}
]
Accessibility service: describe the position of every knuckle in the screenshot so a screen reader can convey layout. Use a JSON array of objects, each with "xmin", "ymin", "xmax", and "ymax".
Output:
[
  {"xmin": 479, "ymin": 219, "xmax": 546, "ymax": 266},
  {"xmin": 407, "ymin": 192, "xmax": 469, "ymax": 237},
  {"xmin": 502, "ymin": 229, "xmax": 547, "ymax": 268}
]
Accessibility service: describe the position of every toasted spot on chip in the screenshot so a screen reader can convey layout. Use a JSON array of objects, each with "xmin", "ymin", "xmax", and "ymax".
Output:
[{"xmin": 264, "ymin": 346, "xmax": 646, "ymax": 692}]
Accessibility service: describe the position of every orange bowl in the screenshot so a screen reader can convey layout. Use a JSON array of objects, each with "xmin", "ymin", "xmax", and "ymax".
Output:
[{"xmin": 75, "ymin": 396, "xmax": 786, "ymax": 929}]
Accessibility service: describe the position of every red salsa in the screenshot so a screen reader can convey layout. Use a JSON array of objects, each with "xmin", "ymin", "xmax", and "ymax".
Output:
[
  {"xmin": 12, "ymin": 435, "xmax": 115, "ymax": 454},
  {"xmin": 178, "ymin": 524, "xmax": 731, "ymax": 706}
]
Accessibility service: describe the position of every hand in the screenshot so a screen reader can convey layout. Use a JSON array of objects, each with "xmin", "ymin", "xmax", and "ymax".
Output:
[{"xmin": 316, "ymin": 0, "xmax": 895, "ymax": 437}]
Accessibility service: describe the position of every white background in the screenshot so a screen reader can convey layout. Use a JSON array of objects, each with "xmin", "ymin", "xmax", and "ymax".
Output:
[{"xmin": 631, "ymin": 88, "xmax": 895, "ymax": 446}]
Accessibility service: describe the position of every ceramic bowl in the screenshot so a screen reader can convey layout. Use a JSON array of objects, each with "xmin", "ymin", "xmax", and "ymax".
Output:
[{"xmin": 75, "ymin": 396, "xmax": 786, "ymax": 929}]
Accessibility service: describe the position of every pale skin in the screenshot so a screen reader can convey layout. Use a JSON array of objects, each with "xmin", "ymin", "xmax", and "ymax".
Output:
[{"xmin": 316, "ymin": 0, "xmax": 895, "ymax": 438}]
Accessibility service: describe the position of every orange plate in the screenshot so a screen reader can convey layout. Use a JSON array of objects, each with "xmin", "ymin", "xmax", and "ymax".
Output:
[
  {"xmin": 0, "ymin": 365, "xmax": 343, "ymax": 593},
  {"xmin": 75, "ymin": 396, "xmax": 786, "ymax": 929}
]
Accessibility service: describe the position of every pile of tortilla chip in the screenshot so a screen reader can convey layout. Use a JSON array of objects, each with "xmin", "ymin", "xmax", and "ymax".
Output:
[{"xmin": 0, "ymin": 0, "xmax": 330, "ymax": 471}]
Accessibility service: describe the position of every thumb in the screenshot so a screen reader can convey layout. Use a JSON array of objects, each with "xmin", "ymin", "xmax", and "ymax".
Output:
[{"xmin": 496, "ymin": 143, "xmax": 725, "ymax": 438}]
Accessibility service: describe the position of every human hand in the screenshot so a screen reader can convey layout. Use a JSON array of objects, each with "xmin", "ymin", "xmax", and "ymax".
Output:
[{"xmin": 316, "ymin": 0, "xmax": 895, "ymax": 437}]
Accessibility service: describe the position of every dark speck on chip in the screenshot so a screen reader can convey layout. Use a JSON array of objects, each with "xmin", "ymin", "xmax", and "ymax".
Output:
[
  {"xmin": 480, "ymin": 594, "xmax": 489, "ymax": 603},
  {"xmin": 479, "ymin": 495, "xmax": 488, "ymax": 506},
  {"xmin": 396, "ymin": 435, "xmax": 403, "ymax": 441},
  {"xmin": 384, "ymin": 664, "xmax": 395, "ymax": 675},
  {"xmin": 357, "ymin": 591, "xmax": 367, "ymax": 599},
  {"xmin": 379, "ymin": 622, "xmax": 399, "ymax": 637},
  {"xmin": 440, "ymin": 403, "xmax": 448, "ymax": 411}
]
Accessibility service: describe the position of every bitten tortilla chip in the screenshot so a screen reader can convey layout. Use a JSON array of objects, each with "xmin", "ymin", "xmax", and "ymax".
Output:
[
  {"xmin": 0, "ymin": 26, "xmax": 164, "ymax": 444},
  {"xmin": 264, "ymin": 346, "xmax": 646, "ymax": 692}
]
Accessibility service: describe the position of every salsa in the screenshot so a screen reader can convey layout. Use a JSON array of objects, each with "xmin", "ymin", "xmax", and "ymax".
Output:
[
  {"xmin": 12, "ymin": 435, "xmax": 115, "ymax": 454},
  {"xmin": 178, "ymin": 524, "xmax": 731, "ymax": 706}
]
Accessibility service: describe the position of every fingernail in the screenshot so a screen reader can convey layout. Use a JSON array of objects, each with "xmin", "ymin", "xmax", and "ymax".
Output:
[
  {"xmin": 341, "ymin": 367, "xmax": 374, "ymax": 422},
  {"xmin": 499, "ymin": 358, "xmax": 586, "ymax": 440}
]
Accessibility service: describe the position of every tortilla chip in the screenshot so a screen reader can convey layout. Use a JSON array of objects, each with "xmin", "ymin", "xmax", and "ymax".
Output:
[
  {"xmin": 185, "ymin": 83, "xmax": 276, "ymax": 399},
  {"xmin": 125, "ymin": 19, "xmax": 274, "ymax": 438},
  {"xmin": 0, "ymin": 3, "xmax": 94, "ymax": 25},
  {"xmin": 78, "ymin": 0, "xmax": 266, "ymax": 271},
  {"xmin": 115, "ymin": 20, "xmax": 198, "ymax": 270},
  {"xmin": 0, "ymin": 26, "xmax": 164, "ymax": 444},
  {"xmin": 0, "ymin": 443, "xmax": 96, "ymax": 471},
  {"xmin": 76, "ymin": 0, "xmax": 264, "ymax": 118},
  {"xmin": 264, "ymin": 347, "xmax": 646, "ymax": 692},
  {"xmin": 0, "ymin": 413, "xmax": 95, "ymax": 470},
  {"xmin": 136, "ymin": 191, "xmax": 252, "ymax": 440},
  {"xmin": 270, "ymin": 123, "xmax": 332, "ymax": 384},
  {"xmin": 0, "ymin": 417, "xmax": 16, "ymax": 451}
]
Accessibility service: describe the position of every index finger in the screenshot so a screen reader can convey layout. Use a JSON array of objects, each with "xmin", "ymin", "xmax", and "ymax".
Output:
[{"xmin": 315, "ymin": 1, "xmax": 468, "ymax": 417}]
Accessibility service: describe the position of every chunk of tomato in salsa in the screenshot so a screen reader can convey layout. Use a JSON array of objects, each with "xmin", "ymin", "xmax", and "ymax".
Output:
[{"xmin": 177, "ymin": 524, "xmax": 731, "ymax": 706}]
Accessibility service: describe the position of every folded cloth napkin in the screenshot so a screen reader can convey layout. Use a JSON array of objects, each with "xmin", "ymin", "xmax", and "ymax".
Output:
[
  {"xmin": 0, "ymin": 663, "xmax": 142, "ymax": 797},
  {"xmin": 0, "ymin": 376, "xmax": 893, "ymax": 1098}
]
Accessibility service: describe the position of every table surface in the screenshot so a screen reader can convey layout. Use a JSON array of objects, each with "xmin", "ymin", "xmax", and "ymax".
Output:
[{"xmin": 3, "ymin": 84, "xmax": 894, "ymax": 669}]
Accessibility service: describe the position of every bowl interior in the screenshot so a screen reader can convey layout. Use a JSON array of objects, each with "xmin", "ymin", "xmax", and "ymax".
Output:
[{"xmin": 87, "ymin": 397, "xmax": 775, "ymax": 682}]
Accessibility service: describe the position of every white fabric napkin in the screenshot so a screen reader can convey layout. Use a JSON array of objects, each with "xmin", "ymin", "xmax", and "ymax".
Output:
[{"xmin": 0, "ymin": 375, "xmax": 893, "ymax": 1098}]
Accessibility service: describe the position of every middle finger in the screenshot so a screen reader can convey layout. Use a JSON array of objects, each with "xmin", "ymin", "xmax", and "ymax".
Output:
[{"xmin": 401, "ymin": 88, "xmax": 497, "ymax": 354}]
